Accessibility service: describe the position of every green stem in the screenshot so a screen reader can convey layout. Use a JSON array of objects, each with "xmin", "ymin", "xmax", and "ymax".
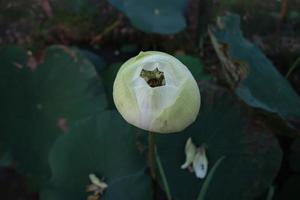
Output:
[
  {"xmin": 286, "ymin": 56, "xmax": 300, "ymax": 78},
  {"xmin": 197, "ymin": 156, "xmax": 226, "ymax": 200},
  {"xmin": 266, "ymin": 185, "xmax": 275, "ymax": 200},
  {"xmin": 91, "ymin": 19, "xmax": 121, "ymax": 44},
  {"xmin": 148, "ymin": 132, "xmax": 156, "ymax": 179},
  {"xmin": 155, "ymin": 148, "xmax": 172, "ymax": 200}
]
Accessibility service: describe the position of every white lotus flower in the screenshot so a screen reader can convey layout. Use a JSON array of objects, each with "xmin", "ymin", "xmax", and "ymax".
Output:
[{"xmin": 113, "ymin": 51, "xmax": 201, "ymax": 133}]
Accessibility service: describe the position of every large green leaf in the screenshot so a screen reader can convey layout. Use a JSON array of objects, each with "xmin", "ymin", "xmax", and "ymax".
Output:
[
  {"xmin": 41, "ymin": 111, "xmax": 151, "ymax": 200},
  {"xmin": 0, "ymin": 45, "xmax": 107, "ymax": 188},
  {"xmin": 155, "ymin": 87, "xmax": 282, "ymax": 200},
  {"xmin": 32, "ymin": 46, "xmax": 107, "ymax": 120},
  {"xmin": 176, "ymin": 55, "xmax": 211, "ymax": 81},
  {"xmin": 0, "ymin": 46, "xmax": 58, "ymax": 185},
  {"xmin": 80, "ymin": 49, "xmax": 107, "ymax": 74},
  {"xmin": 108, "ymin": 0, "xmax": 187, "ymax": 34},
  {"xmin": 208, "ymin": 14, "xmax": 300, "ymax": 126},
  {"xmin": 102, "ymin": 62, "xmax": 122, "ymax": 109}
]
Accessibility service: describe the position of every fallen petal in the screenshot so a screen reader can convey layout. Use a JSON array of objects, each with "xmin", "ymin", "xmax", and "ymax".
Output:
[
  {"xmin": 89, "ymin": 174, "xmax": 108, "ymax": 189},
  {"xmin": 192, "ymin": 146, "xmax": 208, "ymax": 179},
  {"xmin": 181, "ymin": 137, "xmax": 197, "ymax": 169}
]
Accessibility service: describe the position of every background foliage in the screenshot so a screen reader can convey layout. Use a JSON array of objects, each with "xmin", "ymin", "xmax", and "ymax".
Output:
[{"xmin": 0, "ymin": 0, "xmax": 300, "ymax": 200}]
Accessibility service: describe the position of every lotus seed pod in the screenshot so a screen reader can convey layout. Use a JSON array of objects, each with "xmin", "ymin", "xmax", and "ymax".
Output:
[{"xmin": 113, "ymin": 51, "xmax": 201, "ymax": 133}]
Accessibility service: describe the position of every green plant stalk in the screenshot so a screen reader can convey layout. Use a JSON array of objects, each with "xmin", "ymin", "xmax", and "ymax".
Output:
[
  {"xmin": 155, "ymin": 148, "xmax": 172, "ymax": 200},
  {"xmin": 91, "ymin": 19, "xmax": 120, "ymax": 44},
  {"xmin": 286, "ymin": 56, "xmax": 300, "ymax": 78},
  {"xmin": 266, "ymin": 185, "xmax": 275, "ymax": 200},
  {"xmin": 101, "ymin": 20, "xmax": 120, "ymax": 36},
  {"xmin": 197, "ymin": 156, "xmax": 226, "ymax": 200},
  {"xmin": 148, "ymin": 132, "xmax": 156, "ymax": 179}
]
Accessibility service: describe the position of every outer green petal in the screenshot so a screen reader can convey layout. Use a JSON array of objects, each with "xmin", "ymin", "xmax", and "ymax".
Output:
[
  {"xmin": 113, "ymin": 52, "xmax": 156, "ymax": 128},
  {"xmin": 113, "ymin": 64, "xmax": 140, "ymax": 128},
  {"xmin": 151, "ymin": 78, "xmax": 201, "ymax": 133}
]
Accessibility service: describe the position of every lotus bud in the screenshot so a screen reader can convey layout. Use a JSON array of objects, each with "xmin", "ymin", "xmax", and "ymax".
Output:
[{"xmin": 113, "ymin": 51, "xmax": 201, "ymax": 133}]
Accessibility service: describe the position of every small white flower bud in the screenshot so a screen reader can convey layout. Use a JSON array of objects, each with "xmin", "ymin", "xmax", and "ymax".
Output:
[{"xmin": 113, "ymin": 51, "xmax": 201, "ymax": 133}]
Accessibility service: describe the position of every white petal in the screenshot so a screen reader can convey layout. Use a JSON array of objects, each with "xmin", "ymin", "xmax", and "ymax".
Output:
[
  {"xmin": 89, "ymin": 174, "xmax": 108, "ymax": 189},
  {"xmin": 181, "ymin": 137, "xmax": 197, "ymax": 169},
  {"xmin": 192, "ymin": 146, "xmax": 208, "ymax": 179},
  {"xmin": 132, "ymin": 83, "xmax": 179, "ymax": 130}
]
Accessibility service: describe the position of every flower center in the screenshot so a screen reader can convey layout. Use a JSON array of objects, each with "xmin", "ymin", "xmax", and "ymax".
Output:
[{"xmin": 140, "ymin": 68, "xmax": 165, "ymax": 88}]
